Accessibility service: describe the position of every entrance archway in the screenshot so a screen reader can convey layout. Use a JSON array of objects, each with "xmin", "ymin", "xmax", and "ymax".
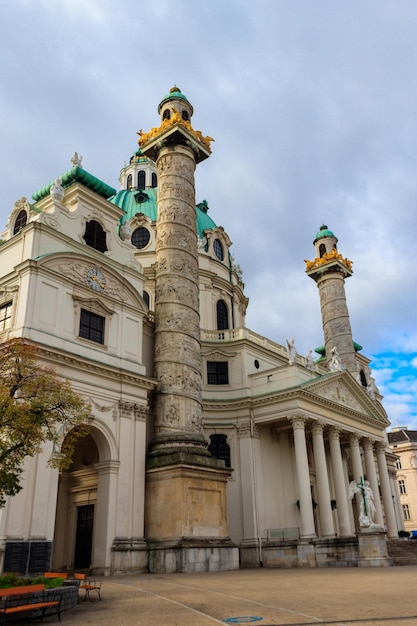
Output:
[{"xmin": 52, "ymin": 427, "xmax": 115, "ymax": 572}]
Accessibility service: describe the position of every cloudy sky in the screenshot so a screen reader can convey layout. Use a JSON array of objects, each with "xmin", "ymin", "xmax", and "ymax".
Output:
[{"xmin": 1, "ymin": 1, "xmax": 417, "ymax": 428}]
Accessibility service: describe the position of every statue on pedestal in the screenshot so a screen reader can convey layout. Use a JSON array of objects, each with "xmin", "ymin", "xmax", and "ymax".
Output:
[{"xmin": 349, "ymin": 477, "xmax": 378, "ymax": 528}]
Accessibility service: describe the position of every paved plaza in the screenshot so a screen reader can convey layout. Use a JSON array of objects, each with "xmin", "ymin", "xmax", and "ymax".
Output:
[{"xmin": 58, "ymin": 565, "xmax": 417, "ymax": 626}]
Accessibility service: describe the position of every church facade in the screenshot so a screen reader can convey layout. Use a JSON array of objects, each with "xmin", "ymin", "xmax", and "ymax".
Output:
[{"xmin": 0, "ymin": 88, "xmax": 402, "ymax": 574}]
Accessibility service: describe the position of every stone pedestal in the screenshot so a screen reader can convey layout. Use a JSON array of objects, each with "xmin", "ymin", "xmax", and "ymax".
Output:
[
  {"xmin": 145, "ymin": 461, "xmax": 238, "ymax": 573},
  {"xmin": 357, "ymin": 529, "xmax": 392, "ymax": 567}
]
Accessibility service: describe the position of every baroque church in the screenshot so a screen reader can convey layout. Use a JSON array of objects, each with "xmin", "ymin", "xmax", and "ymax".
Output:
[{"xmin": 0, "ymin": 87, "xmax": 403, "ymax": 575}]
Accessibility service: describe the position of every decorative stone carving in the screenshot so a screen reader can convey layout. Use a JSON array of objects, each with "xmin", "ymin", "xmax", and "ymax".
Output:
[
  {"xmin": 50, "ymin": 179, "xmax": 64, "ymax": 202},
  {"xmin": 305, "ymin": 350, "xmax": 315, "ymax": 370},
  {"xmin": 348, "ymin": 478, "xmax": 378, "ymax": 528},
  {"xmin": 329, "ymin": 346, "xmax": 345, "ymax": 372},
  {"xmin": 237, "ymin": 421, "xmax": 260, "ymax": 439},
  {"xmin": 286, "ymin": 338, "xmax": 297, "ymax": 365},
  {"xmin": 119, "ymin": 220, "xmax": 133, "ymax": 241},
  {"xmin": 314, "ymin": 380, "xmax": 363, "ymax": 412},
  {"xmin": 71, "ymin": 152, "xmax": 83, "ymax": 167}
]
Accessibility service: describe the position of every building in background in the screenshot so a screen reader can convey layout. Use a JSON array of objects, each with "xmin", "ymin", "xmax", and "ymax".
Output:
[
  {"xmin": 388, "ymin": 428, "xmax": 417, "ymax": 536},
  {"xmin": 0, "ymin": 88, "xmax": 402, "ymax": 574}
]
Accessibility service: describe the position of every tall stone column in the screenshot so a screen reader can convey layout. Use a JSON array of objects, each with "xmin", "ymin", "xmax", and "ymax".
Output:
[
  {"xmin": 151, "ymin": 143, "xmax": 207, "ymax": 453},
  {"xmin": 376, "ymin": 442, "xmax": 398, "ymax": 539},
  {"xmin": 311, "ymin": 421, "xmax": 334, "ymax": 537},
  {"xmin": 349, "ymin": 433, "xmax": 364, "ymax": 520},
  {"xmin": 140, "ymin": 87, "xmax": 238, "ymax": 573},
  {"xmin": 363, "ymin": 439, "xmax": 384, "ymax": 527},
  {"xmin": 305, "ymin": 226, "xmax": 358, "ymax": 376},
  {"xmin": 290, "ymin": 415, "xmax": 316, "ymax": 539},
  {"xmin": 329, "ymin": 427, "xmax": 352, "ymax": 537}
]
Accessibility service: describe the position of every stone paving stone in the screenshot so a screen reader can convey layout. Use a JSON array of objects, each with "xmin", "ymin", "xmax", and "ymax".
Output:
[{"xmin": 58, "ymin": 566, "xmax": 417, "ymax": 626}]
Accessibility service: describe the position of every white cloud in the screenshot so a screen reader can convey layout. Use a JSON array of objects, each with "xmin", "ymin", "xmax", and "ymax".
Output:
[{"xmin": 2, "ymin": 0, "xmax": 417, "ymax": 423}]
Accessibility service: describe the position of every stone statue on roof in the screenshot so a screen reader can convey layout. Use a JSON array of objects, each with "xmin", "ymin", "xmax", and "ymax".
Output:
[
  {"xmin": 71, "ymin": 152, "xmax": 83, "ymax": 168},
  {"xmin": 286, "ymin": 338, "xmax": 297, "ymax": 365},
  {"xmin": 329, "ymin": 346, "xmax": 345, "ymax": 372}
]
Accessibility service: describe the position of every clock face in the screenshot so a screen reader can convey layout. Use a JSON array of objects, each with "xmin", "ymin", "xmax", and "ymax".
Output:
[{"xmin": 86, "ymin": 267, "xmax": 106, "ymax": 292}]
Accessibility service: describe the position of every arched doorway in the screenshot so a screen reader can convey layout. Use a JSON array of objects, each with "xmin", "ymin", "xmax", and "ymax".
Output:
[{"xmin": 52, "ymin": 428, "xmax": 112, "ymax": 571}]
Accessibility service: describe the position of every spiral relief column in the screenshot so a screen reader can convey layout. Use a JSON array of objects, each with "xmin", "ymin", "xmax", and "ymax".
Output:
[
  {"xmin": 151, "ymin": 144, "xmax": 208, "ymax": 453},
  {"xmin": 139, "ymin": 87, "xmax": 237, "ymax": 573}
]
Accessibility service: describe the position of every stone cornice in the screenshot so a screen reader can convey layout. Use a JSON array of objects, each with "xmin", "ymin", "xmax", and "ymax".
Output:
[
  {"xmin": 36, "ymin": 344, "xmax": 156, "ymax": 391},
  {"xmin": 203, "ymin": 383, "xmax": 388, "ymax": 429}
]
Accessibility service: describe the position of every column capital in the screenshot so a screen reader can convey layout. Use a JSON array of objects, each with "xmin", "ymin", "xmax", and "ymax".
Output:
[
  {"xmin": 311, "ymin": 420, "xmax": 326, "ymax": 436},
  {"xmin": 349, "ymin": 432, "xmax": 361, "ymax": 446},
  {"xmin": 288, "ymin": 413, "xmax": 308, "ymax": 430},
  {"xmin": 237, "ymin": 421, "xmax": 260, "ymax": 439},
  {"xmin": 328, "ymin": 425, "xmax": 342, "ymax": 441},
  {"xmin": 375, "ymin": 441, "xmax": 387, "ymax": 454},
  {"xmin": 362, "ymin": 438, "xmax": 375, "ymax": 452}
]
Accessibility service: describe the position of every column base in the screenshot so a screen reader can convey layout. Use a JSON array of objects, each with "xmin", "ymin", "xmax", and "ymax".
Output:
[
  {"xmin": 148, "ymin": 538, "xmax": 239, "ymax": 573},
  {"xmin": 297, "ymin": 541, "xmax": 317, "ymax": 568},
  {"xmin": 111, "ymin": 538, "xmax": 148, "ymax": 574}
]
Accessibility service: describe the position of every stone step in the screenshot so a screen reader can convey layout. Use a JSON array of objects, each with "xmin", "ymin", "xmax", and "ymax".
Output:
[{"xmin": 387, "ymin": 540, "xmax": 417, "ymax": 565}]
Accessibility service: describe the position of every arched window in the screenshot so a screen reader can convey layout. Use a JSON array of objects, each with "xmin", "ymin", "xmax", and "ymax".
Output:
[
  {"xmin": 216, "ymin": 300, "xmax": 229, "ymax": 330},
  {"xmin": 131, "ymin": 227, "xmax": 150, "ymax": 249},
  {"xmin": 137, "ymin": 170, "xmax": 146, "ymax": 189},
  {"xmin": 181, "ymin": 110, "xmax": 189, "ymax": 121},
  {"xmin": 13, "ymin": 210, "xmax": 27, "ymax": 235},
  {"xmin": 208, "ymin": 434, "xmax": 231, "ymax": 468},
  {"xmin": 83, "ymin": 220, "xmax": 108, "ymax": 253},
  {"xmin": 151, "ymin": 173, "xmax": 157, "ymax": 188},
  {"xmin": 143, "ymin": 290, "xmax": 150, "ymax": 308},
  {"xmin": 213, "ymin": 238, "xmax": 224, "ymax": 261},
  {"xmin": 162, "ymin": 109, "xmax": 170, "ymax": 120},
  {"xmin": 127, "ymin": 174, "xmax": 132, "ymax": 189},
  {"xmin": 360, "ymin": 369, "xmax": 368, "ymax": 387},
  {"xmin": 319, "ymin": 243, "xmax": 326, "ymax": 258}
]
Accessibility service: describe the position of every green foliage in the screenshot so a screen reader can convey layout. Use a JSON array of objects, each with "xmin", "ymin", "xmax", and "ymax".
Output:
[
  {"xmin": 0, "ymin": 339, "xmax": 91, "ymax": 506},
  {"xmin": 0, "ymin": 574, "xmax": 64, "ymax": 589}
]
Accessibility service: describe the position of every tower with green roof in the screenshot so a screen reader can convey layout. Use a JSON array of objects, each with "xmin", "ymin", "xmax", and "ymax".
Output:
[{"xmin": 305, "ymin": 225, "xmax": 359, "ymax": 376}]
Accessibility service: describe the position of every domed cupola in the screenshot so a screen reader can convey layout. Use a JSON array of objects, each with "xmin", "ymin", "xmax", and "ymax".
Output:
[
  {"xmin": 313, "ymin": 224, "xmax": 338, "ymax": 258},
  {"xmin": 119, "ymin": 147, "xmax": 158, "ymax": 192},
  {"xmin": 158, "ymin": 86, "xmax": 194, "ymax": 124}
]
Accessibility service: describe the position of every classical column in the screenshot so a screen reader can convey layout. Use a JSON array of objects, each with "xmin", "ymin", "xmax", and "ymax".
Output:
[
  {"xmin": 290, "ymin": 415, "xmax": 315, "ymax": 539},
  {"xmin": 140, "ymin": 88, "xmax": 237, "ymax": 573},
  {"xmin": 237, "ymin": 421, "xmax": 263, "ymax": 545},
  {"xmin": 363, "ymin": 439, "xmax": 384, "ymax": 527},
  {"xmin": 329, "ymin": 427, "xmax": 352, "ymax": 536},
  {"xmin": 311, "ymin": 421, "xmax": 334, "ymax": 537},
  {"xmin": 376, "ymin": 442, "xmax": 398, "ymax": 539},
  {"xmin": 349, "ymin": 433, "xmax": 364, "ymax": 517}
]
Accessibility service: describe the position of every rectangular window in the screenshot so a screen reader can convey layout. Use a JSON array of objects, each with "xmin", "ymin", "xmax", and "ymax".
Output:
[
  {"xmin": 207, "ymin": 361, "xmax": 229, "ymax": 385},
  {"xmin": 399, "ymin": 479, "xmax": 407, "ymax": 495},
  {"xmin": 395, "ymin": 458, "xmax": 402, "ymax": 470},
  {"xmin": 0, "ymin": 301, "xmax": 12, "ymax": 332},
  {"xmin": 403, "ymin": 504, "xmax": 411, "ymax": 521},
  {"xmin": 79, "ymin": 309, "xmax": 105, "ymax": 344}
]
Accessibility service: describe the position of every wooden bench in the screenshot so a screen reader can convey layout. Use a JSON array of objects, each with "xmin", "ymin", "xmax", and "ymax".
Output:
[
  {"xmin": 73, "ymin": 573, "xmax": 102, "ymax": 601},
  {"xmin": 43, "ymin": 572, "xmax": 68, "ymax": 580},
  {"xmin": 0, "ymin": 584, "xmax": 61, "ymax": 624}
]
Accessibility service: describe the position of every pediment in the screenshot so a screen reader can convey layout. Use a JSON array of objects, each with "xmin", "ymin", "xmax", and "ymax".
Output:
[
  {"xmin": 37, "ymin": 252, "xmax": 147, "ymax": 311},
  {"xmin": 301, "ymin": 372, "xmax": 389, "ymax": 425}
]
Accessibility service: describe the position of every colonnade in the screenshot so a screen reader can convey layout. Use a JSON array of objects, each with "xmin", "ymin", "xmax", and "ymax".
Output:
[{"xmin": 290, "ymin": 414, "xmax": 398, "ymax": 540}]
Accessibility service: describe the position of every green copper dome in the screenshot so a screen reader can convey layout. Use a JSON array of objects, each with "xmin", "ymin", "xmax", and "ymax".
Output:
[
  {"xmin": 158, "ymin": 86, "xmax": 193, "ymax": 115},
  {"xmin": 109, "ymin": 190, "xmax": 217, "ymax": 239},
  {"xmin": 314, "ymin": 224, "xmax": 337, "ymax": 244}
]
